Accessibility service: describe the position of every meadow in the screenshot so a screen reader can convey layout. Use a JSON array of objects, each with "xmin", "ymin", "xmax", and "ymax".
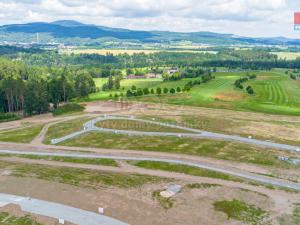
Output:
[
  {"xmin": 89, "ymin": 70, "xmax": 300, "ymax": 115},
  {"xmin": 273, "ymin": 52, "xmax": 300, "ymax": 60},
  {"xmin": 62, "ymin": 49, "xmax": 159, "ymax": 55},
  {"xmin": 60, "ymin": 48, "xmax": 217, "ymax": 56}
]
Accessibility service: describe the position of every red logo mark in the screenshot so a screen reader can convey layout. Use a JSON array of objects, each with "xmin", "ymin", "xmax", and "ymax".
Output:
[{"xmin": 294, "ymin": 12, "xmax": 300, "ymax": 25}]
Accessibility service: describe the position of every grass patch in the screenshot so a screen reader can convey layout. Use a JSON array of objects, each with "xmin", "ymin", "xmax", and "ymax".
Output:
[
  {"xmin": 293, "ymin": 204, "xmax": 300, "ymax": 224},
  {"xmin": 238, "ymin": 188, "xmax": 268, "ymax": 198},
  {"xmin": 19, "ymin": 154, "xmax": 118, "ymax": 167},
  {"xmin": 214, "ymin": 199, "xmax": 269, "ymax": 225},
  {"xmin": 0, "ymin": 160, "xmax": 13, "ymax": 169},
  {"xmin": 186, "ymin": 183, "xmax": 222, "ymax": 189},
  {"xmin": 0, "ymin": 212, "xmax": 42, "ymax": 225},
  {"xmin": 152, "ymin": 190, "xmax": 174, "ymax": 210},
  {"xmin": 44, "ymin": 117, "xmax": 91, "ymax": 144},
  {"xmin": 278, "ymin": 203, "xmax": 300, "ymax": 225},
  {"xmin": 11, "ymin": 163, "xmax": 166, "ymax": 188},
  {"xmin": 63, "ymin": 132, "xmax": 292, "ymax": 168},
  {"xmin": 0, "ymin": 125, "xmax": 43, "ymax": 143},
  {"xmin": 95, "ymin": 119, "xmax": 193, "ymax": 133},
  {"xmin": 52, "ymin": 103, "xmax": 84, "ymax": 116},
  {"xmin": 132, "ymin": 161, "xmax": 242, "ymax": 182}
]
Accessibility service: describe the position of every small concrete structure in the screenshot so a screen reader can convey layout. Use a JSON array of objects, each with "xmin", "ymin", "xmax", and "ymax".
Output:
[
  {"xmin": 278, "ymin": 156, "xmax": 289, "ymax": 161},
  {"xmin": 59, "ymin": 218, "xmax": 65, "ymax": 224},
  {"xmin": 98, "ymin": 207, "xmax": 104, "ymax": 214},
  {"xmin": 167, "ymin": 67, "xmax": 179, "ymax": 75},
  {"xmin": 160, "ymin": 185, "xmax": 182, "ymax": 198}
]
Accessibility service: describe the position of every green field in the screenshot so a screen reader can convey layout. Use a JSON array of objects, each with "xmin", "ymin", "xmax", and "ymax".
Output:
[
  {"xmin": 132, "ymin": 161, "xmax": 242, "ymax": 182},
  {"xmin": 0, "ymin": 125, "xmax": 43, "ymax": 143},
  {"xmin": 89, "ymin": 70, "xmax": 300, "ymax": 115},
  {"xmin": 61, "ymin": 132, "xmax": 297, "ymax": 168},
  {"xmin": 19, "ymin": 154, "xmax": 118, "ymax": 167},
  {"xmin": 89, "ymin": 77, "xmax": 194, "ymax": 101},
  {"xmin": 11, "ymin": 163, "xmax": 166, "ymax": 189},
  {"xmin": 153, "ymin": 71, "xmax": 300, "ymax": 115},
  {"xmin": 273, "ymin": 52, "xmax": 300, "ymax": 60},
  {"xmin": 44, "ymin": 117, "xmax": 92, "ymax": 144}
]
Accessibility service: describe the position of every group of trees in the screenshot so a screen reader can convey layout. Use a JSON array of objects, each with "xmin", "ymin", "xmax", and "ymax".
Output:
[
  {"xmin": 246, "ymin": 86, "xmax": 254, "ymax": 95},
  {"xmin": 102, "ymin": 75, "xmax": 122, "ymax": 91},
  {"xmin": 234, "ymin": 74, "xmax": 256, "ymax": 90},
  {"xmin": 124, "ymin": 73, "xmax": 214, "ymax": 98},
  {"xmin": 125, "ymin": 86, "xmax": 182, "ymax": 98},
  {"xmin": 290, "ymin": 74, "xmax": 299, "ymax": 80},
  {"xmin": 286, "ymin": 70, "xmax": 300, "ymax": 80},
  {"xmin": 162, "ymin": 68, "xmax": 213, "ymax": 82},
  {"xmin": 234, "ymin": 77, "xmax": 249, "ymax": 89},
  {"xmin": 0, "ymin": 58, "xmax": 96, "ymax": 115},
  {"xmin": 234, "ymin": 74, "xmax": 256, "ymax": 95}
]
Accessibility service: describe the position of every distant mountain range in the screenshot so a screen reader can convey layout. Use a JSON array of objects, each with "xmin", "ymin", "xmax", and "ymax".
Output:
[{"xmin": 0, "ymin": 20, "xmax": 300, "ymax": 46}]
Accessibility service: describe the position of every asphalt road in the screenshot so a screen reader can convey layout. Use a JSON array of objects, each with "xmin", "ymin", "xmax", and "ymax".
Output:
[
  {"xmin": 1, "ymin": 149, "xmax": 300, "ymax": 191},
  {"xmin": 51, "ymin": 116, "xmax": 300, "ymax": 153},
  {"xmin": 0, "ymin": 193, "xmax": 129, "ymax": 225}
]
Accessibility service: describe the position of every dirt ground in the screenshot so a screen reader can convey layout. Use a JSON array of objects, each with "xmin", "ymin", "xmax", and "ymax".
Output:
[
  {"xmin": 0, "ymin": 169, "xmax": 298, "ymax": 225},
  {"xmin": 0, "ymin": 101, "xmax": 300, "ymax": 225}
]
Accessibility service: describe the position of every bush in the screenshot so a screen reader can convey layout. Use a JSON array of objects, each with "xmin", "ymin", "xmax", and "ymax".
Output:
[
  {"xmin": 176, "ymin": 87, "xmax": 181, "ymax": 93},
  {"xmin": 150, "ymin": 89, "xmax": 155, "ymax": 94},
  {"xmin": 143, "ymin": 88, "xmax": 150, "ymax": 95},
  {"xmin": 137, "ymin": 88, "xmax": 143, "ymax": 96},
  {"xmin": 163, "ymin": 88, "xmax": 169, "ymax": 94},
  {"xmin": 170, "ymin": 88, "xmax": 176, "ymax": 94},
  {"xmin": 246, "ymin": 86, "xmax": 254, "ymax": 95},
  {"xmin": 156, "ymin": 87, "xmax": 162, "ymax": 95},
  {"xmin": 52, "ymin": 103, "xmax": 84, "ymax": 116},
  {"xmin": 0, "ymin": 113, "xmax": 21, "ymax": 123},
  {"xmin": 126, "ymin": 90, "xmax": 133, "ymax": 97}
]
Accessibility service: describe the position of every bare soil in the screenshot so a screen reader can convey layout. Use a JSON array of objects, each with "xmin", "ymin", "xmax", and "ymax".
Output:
[{"xmin": 0, "ymin": 164, "xmax": 299, "ymax": 225}]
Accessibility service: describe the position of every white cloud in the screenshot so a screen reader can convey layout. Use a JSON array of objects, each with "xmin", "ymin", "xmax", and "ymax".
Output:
[{"xmin": 0, "ymin": 0, "xmax": 298, "ymax": 38}]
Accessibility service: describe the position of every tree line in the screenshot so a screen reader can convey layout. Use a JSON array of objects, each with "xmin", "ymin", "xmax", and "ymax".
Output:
[
  {"xmin": 13, "ymin": 48, "xmax": 300, "ymax": 71},
  {"xmin": 0, "ymin": 58, "xmax": 95, "ymax": 115}
]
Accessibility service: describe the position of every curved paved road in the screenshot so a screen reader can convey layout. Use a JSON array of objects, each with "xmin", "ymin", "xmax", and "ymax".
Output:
[
  {"xmin": 51, "ymin": 116, "xmax": 300, "ymax": 153},
  {"xmin": 0, "ymin": 193, "xmax": 129, "ymax": 225},
  {"xmin": 1, "ymin": 149, "xmax": 300, "ymax": 191}
]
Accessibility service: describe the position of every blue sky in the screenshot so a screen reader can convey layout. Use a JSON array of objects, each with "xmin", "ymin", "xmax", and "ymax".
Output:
[{"xmin": 0, "ymin": 0, "xmax": 299, "ymax": 38}]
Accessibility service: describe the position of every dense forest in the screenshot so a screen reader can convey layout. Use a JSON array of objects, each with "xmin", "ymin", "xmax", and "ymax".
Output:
[{"xmin": 0, "ymin": 57, "xmax": 95, "ymax": 115}]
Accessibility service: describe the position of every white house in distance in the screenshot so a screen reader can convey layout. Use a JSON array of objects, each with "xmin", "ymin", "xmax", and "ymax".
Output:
[{"xmin": 167, "ymin": 67, "xmax": 179, "ymax": 75}]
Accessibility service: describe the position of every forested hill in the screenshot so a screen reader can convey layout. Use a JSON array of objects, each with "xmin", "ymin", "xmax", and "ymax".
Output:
[{"xmin": 1, "ymin": 20, "xmax": 300, "ymax": 46}]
